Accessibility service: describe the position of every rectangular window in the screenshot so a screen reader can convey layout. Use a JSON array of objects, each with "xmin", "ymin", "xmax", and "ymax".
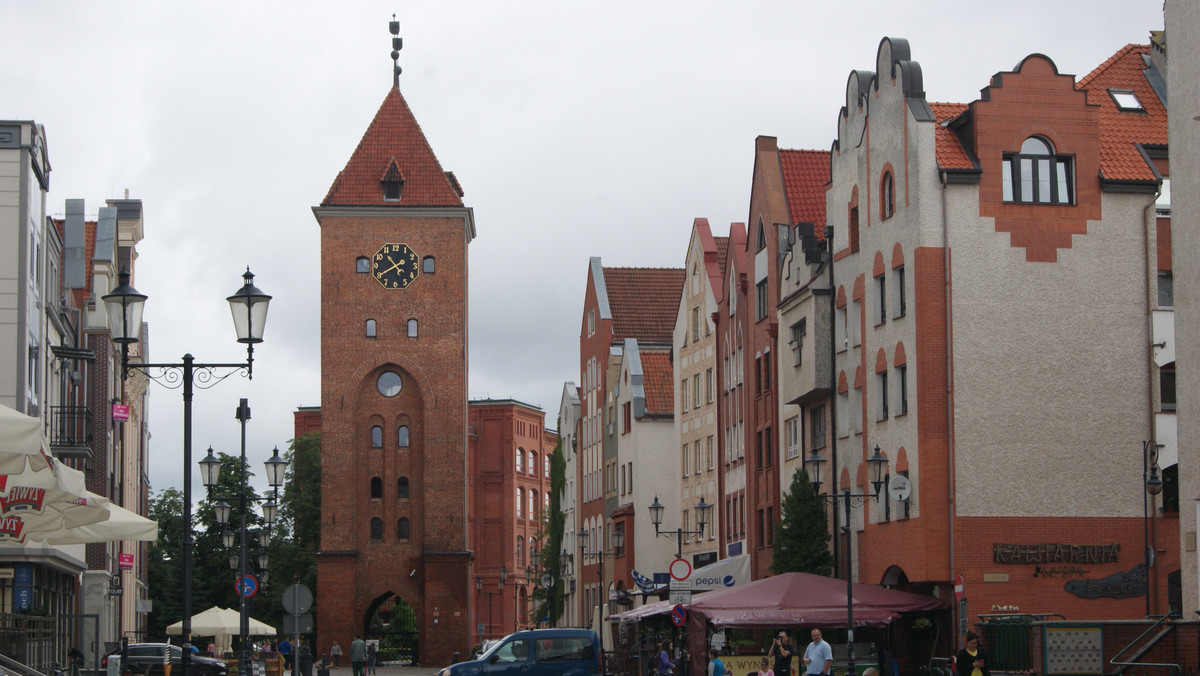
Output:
[
  {"xmin": 893, "ymin": 265, "xmax": 906, "ymax": 318},
  {"xmin": 755, "ymin": 430, "xmax": 763, "ymax": 468},
  {"xmin": 850, "ymin": 299, "xmax": 861, "ymax": 348},
  {"xmin": 706, "ymin": 368, "xmax": 714, "ymax": 403},
  {"xmin": 785, "ymin": 416, "xmax": 800, "ymax": 460},
  {"xmin": 707, "ymin": 435, "xmax": 715, "ymax": 470},
  {"xmin": 766, "ymin": 506, "xmax": 774, "ymax": 545},
  {"xmin": 790, "ymin": 318, "xmax": 807, "ymax": 366},
  {"xmin": 694, "ymin": 374, "xmax": 701, "ymax": 409},
  {"xmin": 755, "ymin": 356, "xmax": 762, "ymax": 393},
  {"xmin": 1162, "ymin": 364, "xmax": 1176, "ymax": 411},
  {"xmin": 809, "ymin": 404, "xmax": 827, "ymax": 450},
  {"xmin": 682, "ymin": 444, "xmax": 689, "ymax": 476},
  {"xmin": 849, "ymin": 206, "xmax": 860, "ymax": 253},
  {"xmin": 694, "ymin": 442, "xmax": 701, "ymax": 475},
  {"xmin": 897, "ymin": 364, "xmax": 908, "ymax": 416},
  {"xmin": 681, "ymin": 379, "xmax": 688, "ymax": 413},
  {"xmin": 836, "ymin": 305, "xmax": 847, "ymax": 353},
  {"xmin": 692, "ymin": 307, "xmax": 700, "ymax": 343},
  {"xmin": 763, "ymin": 352, "xmax": 771, "ymax": 391},
  {"xmin": 756, "ymin": 279, "xmax": 768, "ymax": 321},
  {"xmin": 623, "ymin": 402, "xmax": 631, "ymax": 434},
  {"xmin": 756, "ymin": 509, "xmax": 765, "ymax": 548},
  {"xmin": 1159, "ymin": 271, "xmax": 1174, "ymax": 308},
  {"xmin": 874, "ymin": 274, "xmax": 886, "ymax": 325},
  {"xmin": 877, "ymin": 371, "xmax": 889, "ymax": 421},
  {"xmin": 764, "ymin": 427, "xmax": 773, "ymax": 467}
]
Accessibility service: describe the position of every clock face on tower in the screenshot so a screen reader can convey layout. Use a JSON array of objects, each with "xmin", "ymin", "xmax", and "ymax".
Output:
[{"xmin": 372, "ymin": 243, "xmax": 419, "ymax": 289}]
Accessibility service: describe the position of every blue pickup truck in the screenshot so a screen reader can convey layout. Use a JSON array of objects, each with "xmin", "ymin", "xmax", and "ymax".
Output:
[{"xmin": 440, "ymin": 629, "xmax": 603, "ymax": 676}]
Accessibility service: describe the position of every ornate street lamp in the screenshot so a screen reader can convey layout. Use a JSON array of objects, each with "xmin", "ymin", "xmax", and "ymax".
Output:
[
  {"xmin": 103, "ymin": 268, "xmax": 270, "ymax": 676},
  {"xmin": 805, "ymin": 444, "xmax": 889, "ymax": 675},
  {"xmin": 648, "ymin": 496, "xmax": 711, "ymax": 558}
]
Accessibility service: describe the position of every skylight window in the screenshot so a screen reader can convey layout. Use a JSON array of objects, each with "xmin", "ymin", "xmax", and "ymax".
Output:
[{"xmin": 1109, "ymin": 89, "xmax": 1144, "ymax": 112}]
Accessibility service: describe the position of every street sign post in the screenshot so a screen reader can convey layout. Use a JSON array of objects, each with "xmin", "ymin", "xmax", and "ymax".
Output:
[{"xmin": 671, "ymin": 604, "xmax": 687, "ymax": 627}]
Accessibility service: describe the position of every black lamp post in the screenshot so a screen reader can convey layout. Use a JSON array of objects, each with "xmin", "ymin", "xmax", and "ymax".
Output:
[
  {"xmin": 1143, "ymin": 440, "xmax": 1164, "ymax": 617},
  {"xmin": 648, "ymin": 496, "xmax": 712, "ymax": 559},
  {"xmin": 200, "ymin": 408, "xmax": 286, "ymax": 676},
  {"xmin": 578, "ymin": 528, "xmax": 623, "ymax": 620},
  {"xmin": 103, "ymin": 268, "xmax": 270, "ymax": 676},
  {"xmin": 805, "ymin": 444, "xmax": 889, "ymax": 675}
]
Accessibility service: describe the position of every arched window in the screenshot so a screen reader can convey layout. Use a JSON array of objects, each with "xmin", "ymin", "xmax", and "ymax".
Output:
[
  {"xmin": 397, "ymin": 476, "xmax": 410, "ymax": 498},
  {"xmin": 517, "ymin": 488, "xmax": 524, "ymax": 518},
  {"xmin": 881, "ymin": 171, "xmax": 895, "ymax": 219},
  {"xmin": 397, "ymin": 518, "xmax": 410, "ymax": 540},
  {"xmin": 529, "ymin": 489, "xmax": 538, "ymax": 518},
  {"xmin": 356, "ymin": 257, "xmax": 369, "ymax": 273},
  {"xmin": 370, "ymin": 518, "xmax": 383, "ymax": 540},
  {"xmin": 529, "ymin": 451, "xmax": 538, "ymax": 477},
  {"xmin": 529, "ymin": 538, "xmax": 538, "ymax": 565},
  {"xmin": 398, "ymin": 426, "xmax": 410, "ymax": 448},
  {"xmin": 1003, "ymin": 136, "xmax": 1074, "ymax": 204},
  {"xmin": 407, "ymin": 319, "xmax": 418, "ymax": 338},
  {"xmin": 370, "ymin": 426, "xmax": 382, "ymax": 449},
  {"xmin": 422, "ymin": 256, "xmax": 435, "ymax": 274},
  {"xmin": 370, "ymin": 477, "xmax": 383, "ymax": 499},
  {"xmin": 545, "ymin": 492, "xmax": 550, "ymax": 509},
  {"xmin": 366, "ymin": 319, "xmax": 377, "ymax": 337},
  {"xmin": 516, "ymin": 449, "xmax": 525, "ymax": 473}
]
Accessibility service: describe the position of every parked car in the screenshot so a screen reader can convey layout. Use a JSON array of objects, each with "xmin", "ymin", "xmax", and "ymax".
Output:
[
  {"xmin": 102, "ymin": 643, "xmax": 228, "ymax": 676},
  {"xmin": 440, "ymin": 628, "xmax": 602, "ymax": 676}
]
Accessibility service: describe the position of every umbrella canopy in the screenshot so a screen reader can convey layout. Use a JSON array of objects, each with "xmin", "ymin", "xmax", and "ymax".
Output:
[
  {"xmin": 31, "ymin": 498, "xmax": 157, "ymax": 545},
  {"xmin": 166, "ymin": 607, "xmax": 277, "ymax": 637},
  {"xmin": 686, "ymin": 571, "xmax": 949, "ymax": 628},
  {"xmin": 0, "ymin": 404, "xmax": 46, "ymax": 473},
  {"xmin": 0, "ymin": 459, "xmax": 110, "ymax": 543}
]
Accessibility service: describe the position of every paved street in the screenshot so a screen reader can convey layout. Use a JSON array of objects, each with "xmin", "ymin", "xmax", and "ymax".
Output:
[{"xmin": 320, "ymin": 666, "xmax": 443, "ymax": 676}]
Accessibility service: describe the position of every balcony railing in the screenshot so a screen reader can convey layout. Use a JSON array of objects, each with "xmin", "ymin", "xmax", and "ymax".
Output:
[{"xmin": 49, "ymin": 406, "xmax": 92, "ymax": 458}]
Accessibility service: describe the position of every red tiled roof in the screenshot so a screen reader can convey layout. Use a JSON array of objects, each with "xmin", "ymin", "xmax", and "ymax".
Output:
[
  {"xmin": 322, "ymin": 88, "xmax": 464, "ymax": 207},
  {"xmin": 1078, "ymin": 44, "xmax": 1165, "ymax": 182},
  {"xmin": 712, "ymin": 235, "xmax": 730, "ymax": 303},
  {"xmin": 929, "ymin": 102, "xmax": 973, "ymax": 170},
  {"xmin": 602, "ymin": 267, "xmax": 684, "ymax": 343},
  {"xmin": 639, "ymin": 350, "xmax": 674, "ymax": 416},
  {"xmin": 779, "ymin": 149, "xmax": 831, "ymax": 227}
]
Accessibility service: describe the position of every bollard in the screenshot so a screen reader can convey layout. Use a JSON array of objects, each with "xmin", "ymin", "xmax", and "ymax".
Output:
[{"xmin": 453, "ymin": 652, "xmax": 460, "ymax": 664}]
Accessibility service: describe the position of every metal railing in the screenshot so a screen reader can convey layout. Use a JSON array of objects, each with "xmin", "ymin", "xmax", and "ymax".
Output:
[
  {"xmin": 1109, "ymin": 613, "xmax": 1181, "ymax": 676},
  {"xmin": 48, "ymin": 407, "xmax": 91, "ymax": 453},
  {"xmin": 0, "ymin": 613, "xmax": 58, "ymax": 675}
]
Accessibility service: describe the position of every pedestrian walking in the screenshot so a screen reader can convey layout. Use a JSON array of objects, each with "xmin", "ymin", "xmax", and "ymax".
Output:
[
  {"xmin": 366, "ymin": 641, "xmax": 378, "ymax": 676},
  {"xmin": 349, "ymin": 634, "xmax": 367, "ymax": 676},
  {"xmin": 330, "ymin": 641, "xmax": 342, "ymax": 668}
]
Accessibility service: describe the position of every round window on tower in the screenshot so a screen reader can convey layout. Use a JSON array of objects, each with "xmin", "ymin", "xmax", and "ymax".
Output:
[{"xmin": 377, "ymin": 371, "xmax": 403, "ymax": 397}]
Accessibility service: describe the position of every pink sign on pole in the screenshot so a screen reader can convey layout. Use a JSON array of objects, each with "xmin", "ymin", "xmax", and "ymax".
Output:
[
  {"xmin": 112, "ymin": 404, "xmax": 130, "ymax": 421},
  {"xmin": 119, "ymin": 553, "xmax": 134, "ymax": 570}
]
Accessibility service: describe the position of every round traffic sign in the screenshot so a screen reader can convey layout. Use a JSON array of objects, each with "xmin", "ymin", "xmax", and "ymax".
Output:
[
  {"xmin": 282, "ymin": 583, "xmax": 314, "ymax": 614},
  {"xmin": 954, "ymin": 574, "xmax": 964, "ymax": 602},
  {"xmin": 671, "ymin": 604, "xmax": 687, "ymax": 627},
  {"xmin": 237, "ymin": 574, "xmax": 259, "ymax": 598},
  {"xmin": 669, "ymin": 558, "xmax": 692, "ymax": 581}
]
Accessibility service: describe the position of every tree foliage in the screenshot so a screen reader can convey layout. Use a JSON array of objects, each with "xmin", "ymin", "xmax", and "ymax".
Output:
[
  {"xmin": 770, "ymin": 466, "xmax": 833, "ymax": 576},
  {"xmin": 144, "ymin": 433, "xmax": 322, "ymax": 639},
  {"xmin": 531, "ymin": 426, "xmax": 566, "ymax": 625}
]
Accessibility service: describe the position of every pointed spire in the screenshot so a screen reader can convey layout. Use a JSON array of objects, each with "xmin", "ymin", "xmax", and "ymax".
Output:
[{"xmin": 390, "ymin": 15, "xmax": 403, "ymax": 88}]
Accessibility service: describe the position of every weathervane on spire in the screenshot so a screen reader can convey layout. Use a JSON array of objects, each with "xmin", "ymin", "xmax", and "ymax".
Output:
[{"xmin": 390, "ymin": 14, "xmax": 403, "ymax": 87}]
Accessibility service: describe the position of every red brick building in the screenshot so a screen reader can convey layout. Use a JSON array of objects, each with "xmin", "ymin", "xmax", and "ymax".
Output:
[
  {"xmin": 467, "ymin": 400, "xmax": 555, "ymax": 640},
  {"xmin": 312, "ymin": 82, "xmax": 476, "ymax": 665}
]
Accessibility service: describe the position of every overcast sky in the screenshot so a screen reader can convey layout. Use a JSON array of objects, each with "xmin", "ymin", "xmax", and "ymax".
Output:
[{"xmin": 5, "ymin": 1, "xmax": 1164, "ymax": 496}]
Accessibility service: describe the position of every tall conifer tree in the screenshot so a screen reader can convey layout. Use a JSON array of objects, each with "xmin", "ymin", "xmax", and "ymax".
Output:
[{"xmin": 771, "ymin": 467, "xmax": 833, "ymax": 576}]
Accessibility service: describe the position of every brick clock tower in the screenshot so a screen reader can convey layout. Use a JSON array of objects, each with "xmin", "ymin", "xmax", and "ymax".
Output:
[{"xmin": 312, "ymin": 35, "xmax": 475, "ymax": 665}]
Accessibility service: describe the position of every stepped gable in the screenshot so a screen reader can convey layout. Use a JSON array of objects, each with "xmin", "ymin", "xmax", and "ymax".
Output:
[
  {"xmin": 602, "ymin": 266, "xmax": 684, "ymax": 343},
  {"xmin": 322, "ymin": 87, "xmax": 464, "ymax": 207},
  {"xmin": 1077, "ymin": 44, "xmax": 1165, "ymax": 182},
  {"xmin": 929, "ymin": 102, "xmax": 973, "ymax": 171},
  {"xmin": 639, "ymin": 350, "xmax": 674, "ymax": 415},
  {"xmin": 779, "ymin": 149, "xmax": 831, "ymax": 230}
]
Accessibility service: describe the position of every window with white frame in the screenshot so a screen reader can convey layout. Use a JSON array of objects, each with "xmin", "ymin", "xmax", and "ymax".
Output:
[
  {"xmin": 707, "ymin": 435, "xmax": 715, "ymax": 470},
  {"xmin": 809, "ymin": 405, "xmax": 826, "ymax": 450},
  {"xmin": 790, "ymin": 318, "xmax": 806, "ymax": 366},
  {"xmin": 785, "ymin": 416, "xmax": 800, "ymax": 460},
  {"xmin": 682, "ymin": 444, "xmax": 689, "ymax": 476}
]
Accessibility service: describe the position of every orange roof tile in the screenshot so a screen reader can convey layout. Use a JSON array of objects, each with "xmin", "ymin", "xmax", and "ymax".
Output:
[
  {"xmin": 1078, "ymin": 44, "xmax": 1165, "ymax": 182},
  {"xmin": 639, "ymin": 350, "xmax": 674, "ymax": 416},
  {"xmin": 602, "ymin": 267, "xmax": 684, "ymax": 343},
  {"xmin": 929, "ymin": 102, "xmax": 973, "ymax": 170},
  {"xmin": 779, "ymin": 149, "xmax": 831, "ymax": 227},
  {"xmin": 322, "ymin": 88, "xmax": 464, "ymax": 207}
]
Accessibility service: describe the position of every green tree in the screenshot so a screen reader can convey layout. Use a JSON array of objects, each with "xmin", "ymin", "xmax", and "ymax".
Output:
[
  {"xmin": 531, "ymin": 427, "xmax": 566, "ymax": 625},
  {"xmin": 147, "ymin": 487, "xmax": 186, "ymax": 636},
  {"xmin": 256, "ymin": 432, "xmax": 321, "ymax": 629},
  {"xmin": 770, "ymin": 466, "xmax": 833, "ymax": 576}
]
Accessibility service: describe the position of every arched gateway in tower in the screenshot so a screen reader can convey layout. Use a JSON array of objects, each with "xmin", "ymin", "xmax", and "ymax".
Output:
[{"xmin": 312, "ymin": 27, "xmax": 475, "ymax": 665}]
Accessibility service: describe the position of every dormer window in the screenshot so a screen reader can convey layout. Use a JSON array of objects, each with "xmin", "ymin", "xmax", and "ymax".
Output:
[
  {"xmin": 1109, "ymin": 89, "xmax": 1144, "ymax": 112},
  {"xmin": 381, "ymin": 159, "xmax": 405, "ymax": 202},
  {"xmin": 1002, "ymin": 136, "xmax": 1073, "ymax": 205}
]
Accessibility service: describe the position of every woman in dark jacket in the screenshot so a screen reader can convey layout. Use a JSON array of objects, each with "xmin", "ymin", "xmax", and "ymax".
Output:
[{"xmin": 955, "ymin": 632, "xmax": 989, "ymax": 676}]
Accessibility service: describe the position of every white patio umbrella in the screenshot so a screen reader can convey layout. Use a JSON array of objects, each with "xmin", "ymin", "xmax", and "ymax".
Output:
[
  {"xmin": 0, "ymin": 403, "xmax": 52, "ymax": 474},
  {"xmin": 166, "ymin": 606, "xmax": 277, "ymax": 637},
  {"xmin": 0, "ymin": 459, "xmax": 109, "ymax": 543},
  {"xmin": 34, "ymin": 499, "xmax": 158, "ymax": 545}
]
